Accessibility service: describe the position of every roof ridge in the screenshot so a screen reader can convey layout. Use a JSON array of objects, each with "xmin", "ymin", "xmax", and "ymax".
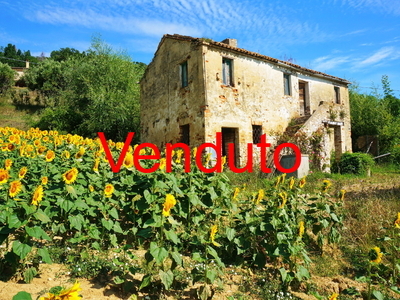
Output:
[{"xmin": 163, "ymin": 34, "xmax": 350, "ymax": 84}]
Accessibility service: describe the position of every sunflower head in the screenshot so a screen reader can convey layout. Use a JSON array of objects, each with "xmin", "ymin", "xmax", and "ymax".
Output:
[
  {"xmin": 9, "ymin": 181, "xmax": 23, "ymax": 198},
  {"xmin": 32, "ymin": 185, "xmax": 44, "ymax": 206},
  {"xmin": 4, "ymin": 159, "xmax": 12, "ymax": 170},
  {"xmin": 45, "ymin": 150, "xmax": 56, "ymax": 162},
  {"xmin": 369, "ymin": 246, "xmax": 383, "ymax": 264},
  {"xmin": 104, "ymin": 184, "xmax": 114, "ymax": 197},
  {"xmin": 162, "ymin": 194, "xmax": 177, "ymax": 217},
  {"xmin": 63, "ymin": 168, "xmax": 78, "ymax": 184},
  {"xmin": 0, "ymin": 168, "xmax": 10, "ymax": 184},
  {"xmin": 18, "ymin": 166, "xmax": 28, "ymax": 179}
]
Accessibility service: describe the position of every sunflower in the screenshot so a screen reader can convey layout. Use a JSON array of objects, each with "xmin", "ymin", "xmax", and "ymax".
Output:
[
  {"xmin": 9, "ymin": 181, "xmax": 22, "ymax": 198},
  {"xmin": 192, "ymin": 147, "xmax": 197, "ymax": 159},
  {"xmin": 210, "ymin": 225, "xmax": 221, "ymax": 247},
  {"xmin": 289, "ymin": 177, "xmax": 295, "ymax": 189},
  {"xmin": 162, "ymin": 194, "xmax": 177, "ymax": 217},
  {"xmin": 394, "ymin": 212, "xmax": 400, "ymax": 229},
  {"xmin": 18, "ymin": 167, "xmax": 28, "ymax": 179},
  {"xmin": 322, "ymin": 179, "xmax": 332, "ymax": 193},
  {"xmin": 369, "ymin": 246, "xmax": 383, "ymax": 264},
  {"xmin": 40, "ymin": 281, "xmax": 82, "ymax": 300},
  {"xmin": 4, "ymin": 159, "xmax": 12, "ymax": 170},
  {"xmin": 175, "ymin": 149, "xmax": 183, "ymax": 163},
  {"xmin": 62, "ymin": 150, "xmax": 71, "ymax": 159},
  {"xmin": 277, "ymin": 191, "xmax": 288, "ymax": 209},
  {"xmin": 89, "ymin": 185, "xmax": 95, "ymax": 192},
  {"xmin": 41, "ymin": 176, "xmax": 48, "ymax": 185},
  {"xmin": 221, "ymin": 156, "xmax": 226, "ymax": 171},
  {"xmin": 93, "ymin": 159, "xmax": 100, "ymax": 172},
  {"xmin": 328, "ymin": 293, "xmax": 339, "ymax": 300},
  {"xmin": 298, "ymin": 221, "xmax": 305, "ymax": 238},
  {"xmin": 31, "ymin": 185, "xmax": 44, "ymax": 206},
  {"xmin": 62, "ymin": 168, "xmax": 78, "ymax": 184},
  {"xmin": 75, "ymin": 147, "xmax": 85, "ymax": 159},
  {"xmin": 159, "ymin": 158, "xmax": 166, "ymax": 171},
  {"xmin": 37, "ymin": 146, "xmax": 47, "ymax": 155},
  {"xmin": 104, "ymin": 184, "xmax": 114, "ymax": 197},
  {"xmin": 0, "ymin": 168, "xmax": 9, "ymax": 184},
  {"xmin": 255, "ymin": 189, "xmax": 264, "ymax": 205},
  {"xmin": 232, "ymin": 187, "xmax": 240, "ymax": 201},
  {"xmin": 45, "ymin": 150, "xmax": 56, "ymax": 162},
  {"xmin": 123, "ymin": 152, "xmax": 134, "ymax": 168}
]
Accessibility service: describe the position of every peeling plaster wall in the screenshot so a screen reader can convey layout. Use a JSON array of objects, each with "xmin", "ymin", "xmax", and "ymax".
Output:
[
  {"xmin": 140, "ymin": 39, "xmax": 207, "ymax": 149},
  {"xmin": 202, "ymin": 46, "xmax": 352, "ymax": 165},
  {"xmin": 140, "ymin": 37, "xmax": 352, "ymax": 169}
]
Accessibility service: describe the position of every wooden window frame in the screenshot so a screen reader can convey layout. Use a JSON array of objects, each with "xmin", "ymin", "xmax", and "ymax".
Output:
[
  {"xmin": 334, "ymin": 86, "xmax": 341, "ymax": 104},
  {"xmin": 222, "ymin": 57, "xmax": 234, "ymax": 86},
  {"xmin": 252, "ymin": 125, "xmax": 263, "ymax": 144}
]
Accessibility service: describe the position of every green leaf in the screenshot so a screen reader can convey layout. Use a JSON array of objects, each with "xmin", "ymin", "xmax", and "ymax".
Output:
[
  {"xmin": 170, "ymin": 251, "xmax": 182, "ymax": 266},
  {"xmin": 12, "ymin": 291, "xmax": 33, "ymax": 300},
  {"xmin": 372, "ymin": 290, "xmax": 384, "ymax": 300},
  {"xmin": 33, "ymin": 209, "xmax": 51, "ymax": 223},
  {"xmin": 150, "ymin": 246, "xmax": 168, "ymax": 264},
  {"xmin": 65, "ymin": 185, "xmax": 78, "ymax": 198},
  {"xmin": 23, "ymin": 267, "xmax": 37, "ymax": 283},
  {"xmin": 7, "ymin": 214, "xmax": 22, "ymax": 228},
  {"xmin": 113, "ymin": 221, "xmax": 124, "ymax": 234},
  {"xmin": 296, "ymin": 265, "xmax": 310, "ymax": 281},
  {"xmin": 206, "ymin": 269, "xmax": 217, "ymax": 283},
  {"xmin": 68, "ymin": 214, "xmax": 85, "ymax": 231},
  {"xmin": 109, "ymin": 207, "xmax": 119, "ymax": 219},
  {"xmin": 330, "ymin": 213, "xmax": 339, "ymax": 222},
  {"xmin": 101, "ymin": 219, "xmax": 114, "ymax": 231},
  {"xmin": 225, "ymin": 227, "xmax": 235, "ymax": 241},
  {"xmin": 58, "ymin": 198, "xmax": 75, "ymax": 212},
  {"xmin": 164, "ymin": 229, "xmax": 179, "ymax": 244},
  {"xmin": 279, "ymin": 267, "xmax": 287, "ymax": 283},
  {"xmin": 139, "ymin": 274, "xmax": 152, "ymax": 290},
  {"xmin": 12, "ymin": 241, "xmax": 32, "ymax": 259},
  {"xmin": 159, "ymin": 270, "xmax": 174, "ymax": 290},
  {"xmin": 25, "ymin": 226, "xmax": 51, "ymax": 240},
  {"xmin": 88, "ymin": 226, "xmax": 101, "ymax": 240},
  {"xmin": 113, "ymin": 276, "xmax": 125, "ymax": 285},
  {"xmin": 37, "ymin": 248, "xmax": 53, "ymax": 264}
]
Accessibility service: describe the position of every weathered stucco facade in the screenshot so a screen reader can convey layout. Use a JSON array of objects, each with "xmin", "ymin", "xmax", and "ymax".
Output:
[{"xmin": 140, "ymin": 34, "xmax": 352, "ymax": 171}]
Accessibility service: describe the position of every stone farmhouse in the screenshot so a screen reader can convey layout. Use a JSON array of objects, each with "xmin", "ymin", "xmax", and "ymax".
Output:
[{"xmin": 140, "ymin": 34, "xmax": 352, "ymax": 170}]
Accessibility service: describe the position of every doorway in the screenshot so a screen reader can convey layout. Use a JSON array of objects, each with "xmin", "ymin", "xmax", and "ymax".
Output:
[{"xmin": 221, "ymin": 127, "xmax": 239, "ymax": 167}]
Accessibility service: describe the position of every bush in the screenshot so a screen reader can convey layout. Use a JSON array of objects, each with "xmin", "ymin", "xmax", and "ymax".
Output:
[
  {"xmin": 390, "ymin": 145, "xmax": 400, "ymax": 167},
  {"xmin": 0, "ymin": 62, "xmax": 15, "ymax": 94},
  {"xmin": 334, "ymin": 152, "xmax": 375, "ymax": 175}
]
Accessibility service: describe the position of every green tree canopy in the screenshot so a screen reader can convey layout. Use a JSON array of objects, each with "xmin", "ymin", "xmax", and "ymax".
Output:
[{"xmin": 25, "ymin": 37, "xmax": 146, "ymax": 141}]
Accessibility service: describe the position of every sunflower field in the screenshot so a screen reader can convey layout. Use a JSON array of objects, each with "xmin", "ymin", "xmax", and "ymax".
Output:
[{"xmin": 0, "ymin": 126, "xmax": 344, "ymax": 298}]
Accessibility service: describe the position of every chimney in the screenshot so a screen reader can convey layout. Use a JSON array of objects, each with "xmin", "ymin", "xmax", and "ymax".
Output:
[
  {"xmin": 221, "ymin": 38, "xmax": 237, "ymax": 48},
  {"xmin": 25, "ymin": 61, "xmax": 30, "ymax": 69}
]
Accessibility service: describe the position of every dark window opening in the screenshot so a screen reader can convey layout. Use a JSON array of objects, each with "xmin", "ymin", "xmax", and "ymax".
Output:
[
  {"xmin": 334, "ymin": 86, "xmax": 341, "ymax": 104},
  {"xmin": 222, "ymin": 58, "xmax": 233, "ymax": 86},
  {"xmin": 181, "ymin": 61, "xmax": 188, "ymax": 87},
  {"xmin": 252, "ymin": 125, "xmax": 262, "ymax": 144},
  {"xmin": 283, "ymin": 73, "xmax": 291, "ymax": 96},
  {"xmin": 180, "ymin": 124, "xmax": 190, "ymax": 145}
]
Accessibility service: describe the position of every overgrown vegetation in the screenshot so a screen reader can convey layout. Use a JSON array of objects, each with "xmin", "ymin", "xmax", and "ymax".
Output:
[
  {"xmin": 14, "ymin": 37, "xmax": 146, "ymax": 142},
  {"xmin": 332, "ymin": 152, "xmax": 375, "ymax": 175}
]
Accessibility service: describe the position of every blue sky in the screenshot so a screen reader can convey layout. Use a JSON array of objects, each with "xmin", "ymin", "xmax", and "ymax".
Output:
[{"xmin": 1, "ymin": 0, "xmax": 400, "ymax": 95}]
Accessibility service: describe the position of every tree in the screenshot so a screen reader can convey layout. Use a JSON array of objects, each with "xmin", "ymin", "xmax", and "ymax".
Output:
[
  {"xmin": 28, "ymin": 37, "xmax": 146, "ymax": 141},
  {"xmin": 50, "ymin": 47, "xmax": 85, "ymax": 62},
  {"xmin": 0, "ymin": 62, "xmax": 15, "ymax": 94}
]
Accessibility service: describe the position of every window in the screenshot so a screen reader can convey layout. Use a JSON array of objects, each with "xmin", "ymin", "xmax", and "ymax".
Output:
[
  {"xmin": 180, "ymin": 124, "xmax": 190, "ymax": 145},
  {"xmin": 222, "ymin": 58, "xmax": 233, "ymax": 86},
  {"xmin": 180, "ymin": 61, "xmax": 188, "ymax": 87},
  {"xmin": 252, "ymin": 125, "xmax": 262, "ymax": 144},
  {"xmin": 283, "ymin": 74, "xmax": 291, "ymax": 96},
  {"xmin": 334, "ymin": 86, "xmax": 341, "ymax": 104}
]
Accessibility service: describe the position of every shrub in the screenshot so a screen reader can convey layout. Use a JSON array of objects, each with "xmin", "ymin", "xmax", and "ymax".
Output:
[
  {"xmin": 0, "ymin": 62, "xmax": 15, "ymax": 94},
  {"xmin": 390, "ymin": 145, "xmax": 400, "ymax": 167},
  {"xmin": 334, "ymin": 152, "xmax": 375, "ymax": 175}
]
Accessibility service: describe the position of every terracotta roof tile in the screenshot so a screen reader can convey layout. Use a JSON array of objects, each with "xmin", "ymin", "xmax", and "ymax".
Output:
[{"xmin": 162, "ymin": 34, "xmax": 350, "ymax": 84}]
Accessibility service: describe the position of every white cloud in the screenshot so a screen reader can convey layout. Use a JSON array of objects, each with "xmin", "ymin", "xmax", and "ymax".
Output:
[
  {"xmin": 312, "ymin": 55, "xmax": 351, "ymax": 71},
  {"xmin": 357, "ymin": 46, "xmax": 396, "ymax": 67}
]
